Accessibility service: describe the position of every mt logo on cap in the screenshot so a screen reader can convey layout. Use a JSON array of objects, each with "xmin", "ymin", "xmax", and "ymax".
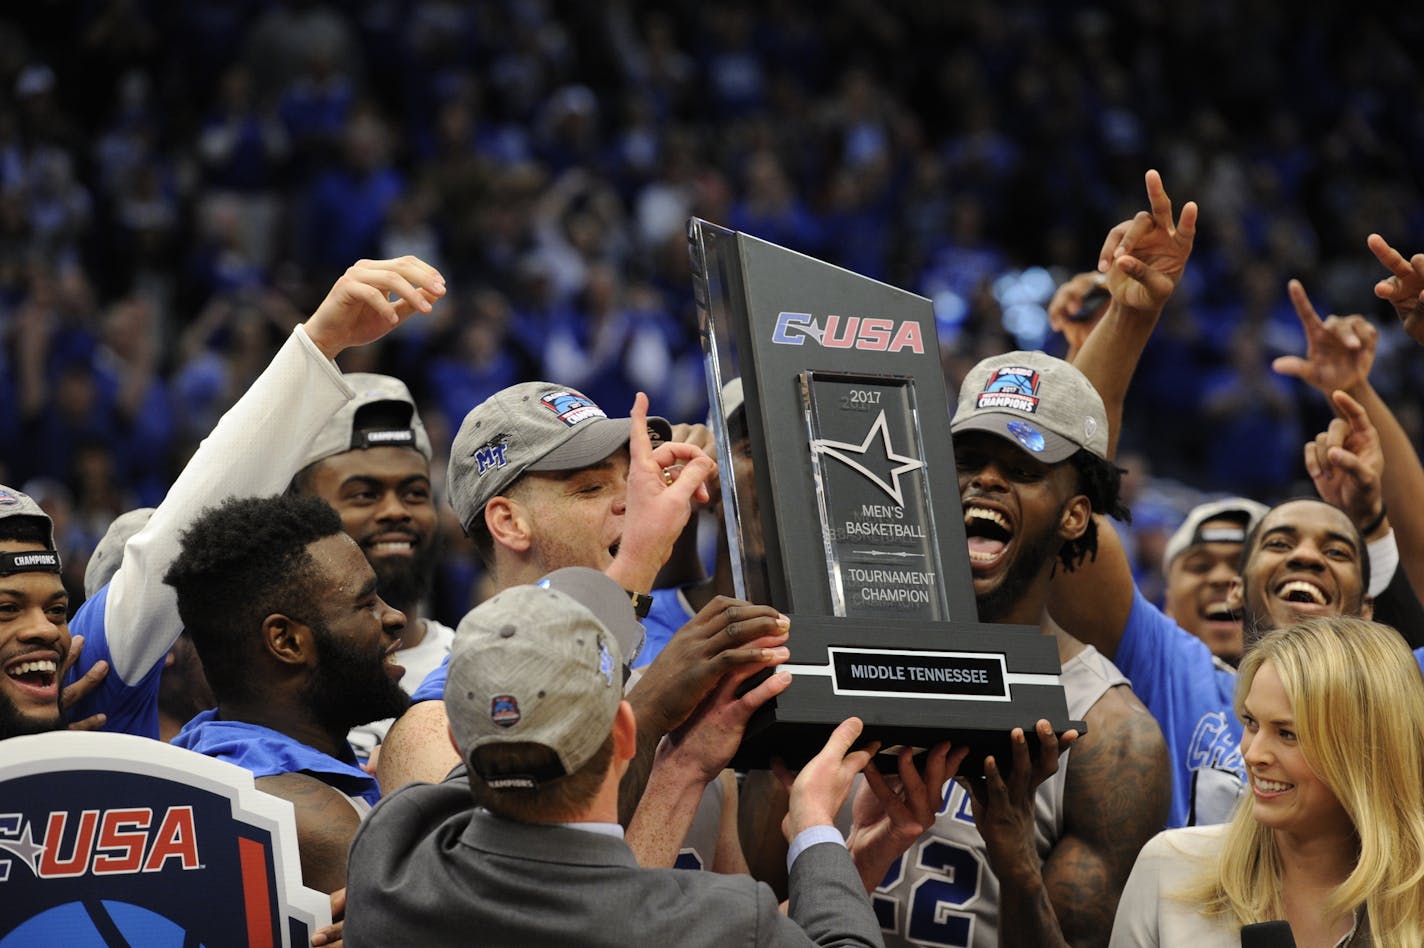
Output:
[
  {"xmin": 0, "ymin": 489, "xmax": 20, "ymax": 508},
  {"xmin": 474, "ymin": 436, "xmax": 510, "ymax": 475},
  {"xmin": 977, "ymin": 367, "xmax": 1041, "ymax": 414},
  {"xmin": 540, "ymin": 390, "xmax": 608, "ymax": 427}
]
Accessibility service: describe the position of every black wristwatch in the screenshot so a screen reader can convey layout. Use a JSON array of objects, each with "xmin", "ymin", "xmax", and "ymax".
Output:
[{"xmin": 627, "ymin": 589, "xmax": 653, "ymax": 619}]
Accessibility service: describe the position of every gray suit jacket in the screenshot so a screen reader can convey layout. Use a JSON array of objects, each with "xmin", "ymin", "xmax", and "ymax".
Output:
[{"xmin": 344, "ymin": 770, "xmax": 884, "ymax": 947}]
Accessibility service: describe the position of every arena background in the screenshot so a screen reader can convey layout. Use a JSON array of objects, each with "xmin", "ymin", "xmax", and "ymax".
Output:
[{"xmin": 1, "ymin": 1, "xmax": 1420, "ymax": 622}]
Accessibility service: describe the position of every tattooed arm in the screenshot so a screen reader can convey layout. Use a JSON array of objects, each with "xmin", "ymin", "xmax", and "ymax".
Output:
[
  {"xmin": 255, "ymin": 772, "xmax": 363, "ymax": 894},
  {"xmin": 1032, "ymin": 686, "xmax": 1170, "ymax": 948}
]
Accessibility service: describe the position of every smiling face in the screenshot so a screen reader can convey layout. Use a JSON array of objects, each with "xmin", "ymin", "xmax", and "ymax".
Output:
[
  {"xmin": 300, "ymin": 533, "xmax": 410, "ymax": 732},
  {"xmin": 515, "ymin": 449, "xmax": 630, "ymax": 574},
  {"xmin": 1240, "ymin": 659, "xmax": 1352, "ymax": 840},
  {"xmin": 955, "ymin": 432, "xmax": 1087, "ymax": 625},
  {"xmin": 304, "ymin": 446, "xmax": 439, "ymax": 612},
  {"xmin": 0, "ymin": 541, "xmax": 71, "ymax": 739},
  {"xmin": 1164, "ymin": 525, "xmax": 1247, "ymax": 661},
  {"xmin": 1238, "ymin": 500, "xmax": 1367, "ymax": 642}
]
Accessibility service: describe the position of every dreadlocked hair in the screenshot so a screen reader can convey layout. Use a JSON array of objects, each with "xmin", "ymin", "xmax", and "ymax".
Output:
[{"xmin": 1057, "ymin": 449, "xmax": 1130, "ymax": 573}]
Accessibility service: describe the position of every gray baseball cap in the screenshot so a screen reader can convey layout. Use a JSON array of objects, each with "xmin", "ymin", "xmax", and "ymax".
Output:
[
  {"xmin": 0, "ymin": 484, "xmax": 61, "ymax": 576},
  {"xmin": 951, "ymin": 351, "xmax": 1109, "ymax": 463},
  {"xmin": 534, "ymin": 566, "xmax": 645, "ymax": 666},
  {"xmin": 1163, "ymin": 497, "xmax": 1270, "ymax": 571},
  {"xmin": 84, "ymin": 507, "xmax": 155, "ymax": 598},
  {"xmin": 446, "ymin": 570, "xmax": 634, "ymax": 789},
  {"xmin": 447, "ymin": 382, "xmax": 672, "ymax": 533},
  {"xmin": 296, "ymin": 374, "xmax": 432, "ymax": 473}
]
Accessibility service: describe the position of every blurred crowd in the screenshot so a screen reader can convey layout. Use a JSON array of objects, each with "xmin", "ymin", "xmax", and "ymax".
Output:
[{"xmin": 1, "ymin": 0, "xmax": 1421, "ymax": 620}]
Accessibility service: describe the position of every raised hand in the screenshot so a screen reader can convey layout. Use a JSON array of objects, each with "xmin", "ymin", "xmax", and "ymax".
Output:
[
  {"xmin": 1367, "ymin": 232, "xmax": 1424, "ymax": 343},
  {"xmin": 609, "ymin": 392, "xmax": 717, "ymax": 591},
  {"xmin": 777, "ymin": 717, "xmax": 880, "ymax": 839},
  {"xmin": 1271, "ymin": 279, "xmax": 1376, "ymax": 395},
  {"xmin": 1304, "ymin": 390, "xmax": 1384, "ymax": 532},
  {"xmin": 304, "ymin": 257, "xmax": 446, "ymax": 360},
  {"xmin": 847, "ymin": 742, "xmax": 968, "ymax": 893},
  {"xmin": 628, "ymin": 597, "xmax": 789, "ymax": 736},
  {"xmin": 961, "ymin": 720, "xmax": 1077, "ymax": 882},
  {"xmin": 1097, "ymin": 170, "xmax": 1198, "ymax": 316},
  {"xmin": 657, "ymin": 658, "xmax": 792, "ymax": 783}
]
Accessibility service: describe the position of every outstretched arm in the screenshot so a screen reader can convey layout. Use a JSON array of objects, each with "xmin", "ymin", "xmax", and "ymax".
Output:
[
  {"xmin": 959, "ymin": 721, "xmax": 1077, "ymax": 948},
  {"xmin": 983, "ymin": 695, "xmax": 1168, "ymax": 948},
  {"xmin": 1073, "ymin": 168, "xmax": 1198, "ymax": 458},
  {"xmin": 773, "ymin": 718, "xmax": 885, "ymax": 948},
  {"xmin": 626, "ymin": 660, "xmax": 790, "ymax": 868},
  {"xmin": 619, "ymin": 598, "xmax": 789, "ymax": 822},
  {"xmin": 1046, "ymin": 514, "xmax": 1137, "ymax": 660},
  {"xmin": 847, "ymin": 742, "xmax": 967, "ymax": 893},
  {"xmin": 69, "ymin": 258, "xmax": 444, "ymax": 726},
  {"xmin": 1047, "ymin": 172, "xmax": 1196, "ymax": 655},
  {"xmin": 1272, "ymin": 277, "xmax": 1424, "ymax": 594}
]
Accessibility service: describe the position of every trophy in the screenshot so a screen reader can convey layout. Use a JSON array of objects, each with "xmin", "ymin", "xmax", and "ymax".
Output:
[{"xmin": 688, "ymin": 219, "xmax": 1084, "ymax": 771}]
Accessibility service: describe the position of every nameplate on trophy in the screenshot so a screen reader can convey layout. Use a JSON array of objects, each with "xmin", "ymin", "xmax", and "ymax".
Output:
[{"xmin": 828, "ymin": 648, "xmax": 1009, "ymax": 700}]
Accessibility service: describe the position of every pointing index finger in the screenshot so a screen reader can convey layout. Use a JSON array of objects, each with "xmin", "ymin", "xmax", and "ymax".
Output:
[
  {"xmin": 627, "ymin": 392, "xmax": 652, "ymax": 462},
  {"xmin": 1367, "ymin": 233, "xmax": 1414, "ymax": 280},
  {"xmin": 1330, "ymin": 389, "xmax": 1370, "ymax": 433},
  {"xmin": 1287, "ymin": 279, "xmax": 1325, "ymax": 336}
]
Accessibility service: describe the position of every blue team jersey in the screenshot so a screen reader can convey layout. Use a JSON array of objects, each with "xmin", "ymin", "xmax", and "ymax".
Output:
[
  {"xmin": 409, "ymin": 655, "xmax": 449, "ymax": 704},
  {"xmin": 638, "ymin": 588, "xmax": 694, "ymax": 668},
  {"xmin": 63, "ymin": 583, "xmax": 166, "ymax": 738},
  {"xmin": 172, "ymin": 709, "xmax": 380, "ymax": 806},
  {"xmin": 1114, "ymin": 587, "xmax": 1242, "ymax": 828}
]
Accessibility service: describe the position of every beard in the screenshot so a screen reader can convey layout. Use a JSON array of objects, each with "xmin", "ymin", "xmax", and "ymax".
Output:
[
  {"xmin": 365, "ymin": 529, "xmax": 442, "ymax": 613},
  {"xmin": 974, "ymin": 512, "xmax": 1065, "ymax": 624},
  {"xmin": 0, "ymin": 691, "xmax": 64, "ymax": 740},
  {"xmin": 304, "ymin": 623, "xmax": 411, "ymax": 734}
]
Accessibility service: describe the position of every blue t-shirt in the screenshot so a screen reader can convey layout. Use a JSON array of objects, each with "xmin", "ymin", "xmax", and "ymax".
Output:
[
  {"xmin": 410, "ymin": 655, "xmax": 449, "ymax": 704},
  {"xmin": 172, "ymin": 709, "xmax": 380, "ymax": 806},
  {"xmin": 1114, "ymin": 587, "xmax": 1243, "ymax": 829},
  {"xmin": 638, "ymin": 587, "xmax": 695, "ymax": 668},
  {"xmin": 1415, "ymin": 647, "xmax": 1424, "ymax": 676},
  {"xmin": 64, "ymin": 583, "xmax": 166, "ymax": 738}
]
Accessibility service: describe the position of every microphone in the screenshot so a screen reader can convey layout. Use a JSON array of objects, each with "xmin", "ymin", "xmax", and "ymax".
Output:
[{"xmin": 1241, "ymin": 921, "xmax": 1296, "ymax": 947}]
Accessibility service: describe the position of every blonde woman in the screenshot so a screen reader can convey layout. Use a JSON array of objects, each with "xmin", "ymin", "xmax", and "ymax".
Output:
[{"xmin": 1110, "ymin": 616, "xmax": 1424, "ymax": 947}]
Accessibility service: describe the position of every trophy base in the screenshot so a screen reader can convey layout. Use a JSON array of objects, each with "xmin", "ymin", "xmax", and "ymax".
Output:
[
  {"xmin": 730, "ymin": 615, "xmax": 1087, "ymax": 778},
  {"xmin": 730, "ymin": 707, "xmax": 1088, "ymax": 779}
]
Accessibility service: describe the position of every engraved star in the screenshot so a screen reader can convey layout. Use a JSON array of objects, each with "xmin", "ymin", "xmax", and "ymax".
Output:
[
  {"xmin": 0, "ymin": 821, "xmax": 43, "ymax": 879},
  {"xmin": 812, "ymin": 410, "xmax": 925, "ymax": 506}
]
